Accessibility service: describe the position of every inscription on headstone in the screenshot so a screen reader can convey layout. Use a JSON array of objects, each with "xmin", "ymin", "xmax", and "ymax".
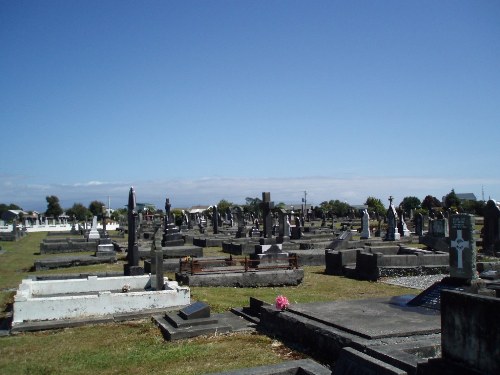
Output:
[{"xmin": 449, "ymin": 214, "xmax": 477, "ymax": 280}]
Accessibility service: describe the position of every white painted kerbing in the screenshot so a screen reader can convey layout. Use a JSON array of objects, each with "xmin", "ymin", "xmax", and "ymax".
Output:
[{"xmin": 12, "ymin": 275, "xmax": 190, "ymax": 324}]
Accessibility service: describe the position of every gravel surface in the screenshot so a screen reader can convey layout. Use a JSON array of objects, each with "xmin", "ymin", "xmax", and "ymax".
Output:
[{"xmin": 380, "ymin": 274, "xmax": 448, "ymax": 290}]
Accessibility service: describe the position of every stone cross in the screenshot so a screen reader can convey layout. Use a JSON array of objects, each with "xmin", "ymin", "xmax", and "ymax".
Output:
[
  {"xmin": 262, "ymin": 192, "xmax": 274, "ymax": 238},
  {"xmin": 450, "ymin": 230, "xmax": 469, "ymax": 269},
  {"xmin": 449, "ymin": 214, "xmax": 477, "ymax": 280}
]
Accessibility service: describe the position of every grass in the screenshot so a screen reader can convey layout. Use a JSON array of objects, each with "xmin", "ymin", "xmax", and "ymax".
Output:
[{"xmin": 0, "ymin": 232, "xmax": 416, "ymax": 374}]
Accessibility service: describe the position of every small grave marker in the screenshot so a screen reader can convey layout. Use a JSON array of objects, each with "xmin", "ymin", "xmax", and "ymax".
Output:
[{"xmin": 179, "ymin": 301, "xmax": 210, "ymax": 320}]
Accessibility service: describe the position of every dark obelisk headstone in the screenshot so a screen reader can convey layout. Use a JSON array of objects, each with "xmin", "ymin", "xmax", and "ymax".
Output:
[
  {"xmin": 212, "ymin": 205, "xmax": 219, "ymax": 234},
  {"xmin": 449, "ymin": 213, "xmax": 477, "ymax": 281},
  {"xmin": 124, "ymin": 187, "xmax": 144, "ymax": 276},
  {"xmin": 483, "ymin": 199, "xmax": 500, "ymax": 255},
  {"xmin": 415, "ymin": 213, "xmax": 423, "ymax": 236}
]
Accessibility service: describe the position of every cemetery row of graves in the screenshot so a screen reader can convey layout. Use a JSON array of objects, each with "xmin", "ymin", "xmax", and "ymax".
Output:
[{"xmin": 1, "ymin": 189, "xmax": 499, "ymax": 374}]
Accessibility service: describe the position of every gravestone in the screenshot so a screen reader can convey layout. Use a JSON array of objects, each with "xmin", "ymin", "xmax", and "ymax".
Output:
[
  {"xmin": 124, "ymin": 187, "xmax": 143, "ymax": 275},
  {"xmin": 262, "ymin": 192, "xmax": 274, "ymax": 238},
  {"xmin": 482, "ymin": 199, "xmax": 500, "ymax": 255},
  {"xmin": 398, "ymin": 212, "xmax": 410, "ymax": 237},
  {"xmin": 212, "ymin": 205, "xmax": 219, "ymax": 234},
  {"xmin": 430, "ymin": 218, "xmax": 448, "ymax": 237},
  {"xmin": 360, "ymin": 209, "xmax": 370, "ymax": 239},
  {"xmin": 449, "ymin": 214, "xmax": 477, "ymax": 280},
  {"xmin": 384, "ymin": 196, "xmax": 400, "ymax": 241},
  {"xmin": 88, "ymin": 216, "xmax": 100, "ymax": 240},
  {"xmin": 162, "ymin": 197, "xmax": 183, "ymax": 246},
  {"xmin": 179, "ymin": 301, "xmax": 210, "ymax": 320},
  {"xmin": 415, "ymin": 213, "xmax": 423, "ymax": 236}
]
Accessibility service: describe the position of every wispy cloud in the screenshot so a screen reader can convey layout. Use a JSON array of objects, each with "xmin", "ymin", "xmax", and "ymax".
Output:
[{"xmin": 1, "ymin": 175, "xmax": 498, "ymax": 211}]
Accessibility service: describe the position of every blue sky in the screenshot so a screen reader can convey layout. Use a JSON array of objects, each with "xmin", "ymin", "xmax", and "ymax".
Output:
[{"xmin": 1, "ymin": 1, "xmax": 499, "ymax": 211}]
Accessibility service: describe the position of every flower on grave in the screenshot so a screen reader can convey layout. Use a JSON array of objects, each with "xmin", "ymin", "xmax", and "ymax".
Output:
[
  {"xmin": 122, "ymin": 284, "xmax": 131, "ymax": 293},
  {"xmin": 275, "ymin": 295, "xmax": 289, "ymax": 311}
]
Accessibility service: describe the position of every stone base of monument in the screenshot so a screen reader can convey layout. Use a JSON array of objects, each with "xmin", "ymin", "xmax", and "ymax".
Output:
[
  {"xmin": 207, "ymin": 359, "xmax": 331, "ymax": 375},
  {"xmin": 153, "ymin": 301, "xmax": 252, "ymax": 341},
  {"xmin": 34, "ymin": 254, "xmax": 116, "ymax": 271},
  {"xmin": 138, "ymin": 245, "xmax": 203, "ymax": 259},
  {"xmin": 175, "ymin": 269, "xmax": 304, "ymax": 287},
  {"xmin": 11, "ymin": 275, "xmax": 190, "ymax": 332}
]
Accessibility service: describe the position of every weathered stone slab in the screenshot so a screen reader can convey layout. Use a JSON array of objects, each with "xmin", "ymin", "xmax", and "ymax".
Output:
[{"xmin": 334, "ymin": 347, "xmax": 407, "ymax": 375}]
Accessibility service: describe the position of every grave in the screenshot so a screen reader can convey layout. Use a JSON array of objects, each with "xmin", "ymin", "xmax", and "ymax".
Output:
[
  {"xmin": 385, "ymin": 196, "xmax": 401, "ymax": 241},
  {"xmin": 11, "ymin": 274, "xmax": 190, "ymax": 331},
  {"xmin": 449, "ymin": 213, "xmax": 477, "ymax": 281},
  {"xmin": 161, "ymin": 197, "xmax": 184, "ymax": 247},
  {"xmin": 360, "ymin": 209, "xmax": 371, "ymax": 239},
  {"xmin": 124, "ymin": 187, "xmax": 143, "ymax": 276},
  {"xmin": 153, "ymin": 301, "xmax": 252, "ymax": 341},
  {"xmin": 87, "ymin": 216, "xmax": 100, "ymax": 240},
  {"xmin": 482, "ymin": 199, "xmax": 500, "ymax": 255}
]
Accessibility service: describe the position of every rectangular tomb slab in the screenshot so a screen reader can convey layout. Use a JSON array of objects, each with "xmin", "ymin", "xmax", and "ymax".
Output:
[{"xmin": 289, "ymin": 298, "xmax": 441, "ymax": 339}]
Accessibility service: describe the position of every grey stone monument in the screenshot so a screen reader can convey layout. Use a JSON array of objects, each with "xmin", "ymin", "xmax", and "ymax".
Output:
[
  {"xmin": 449, "ymin": 214, "xmax": 477, "ymax": 280},
  {"xmin": 262, "ymin": 192, "xmax": 274, "ymax": 239},
  {"xmin": 360, "ymin": 209, "xmax": 371, "ymax": 239},
  {"xmin": 88, "ymin": 216, "xmax": 100, "ymax": 240}
]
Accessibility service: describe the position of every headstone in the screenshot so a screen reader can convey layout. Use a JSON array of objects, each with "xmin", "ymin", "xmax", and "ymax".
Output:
[
  {"xmin": 482, "ymin": 199, "xmax": 500, "ymax": 255},
  {"xmin": 384, "ymin": 196, "xmax": 400, "ymax": 241},
  {"xmin": 179, "ymin": 301, "xmax": 210, "ymax": 320},
  {"xmin": 360, "ymin": 209, "xmax": 370, "ymax": 239},
  {"xmin": 449, "ymin": 214, "xmax": 477, "ymax": 280},
  {"xmin": 212, "ymin": 205, "xmax": 219, "ymax": 234},
  {"xmin": 415, "ymin": 213, "xmax": 423, "ymax": 236},
  {"xmin": 124, "ymin": 187, "xmax": 143, "ymax": 275},
  {"xmin": 161, "ymin": 196, "xmax": 183, "ymax": 246},
  {"xmin": 398, "ymin": 212, "xmax": 410, "ymax": 237},
  {"xmin": 262, "ymin": 192, "xmax": 274, "ymax": 238},
  {"xmin": 88, "ymin": 216, "xmax": 100, "ymax": 240},
  {"xmin": 430, "ymin": 218, "xmax": 448, "ymax": 237}
]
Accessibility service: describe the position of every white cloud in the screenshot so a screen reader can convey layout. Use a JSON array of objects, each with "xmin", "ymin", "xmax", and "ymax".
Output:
[{"xmin": 1, "ymin": 175, "xmax": 499, "ymax": 211}]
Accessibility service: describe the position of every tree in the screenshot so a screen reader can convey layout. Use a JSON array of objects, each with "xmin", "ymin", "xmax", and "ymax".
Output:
[
  {"xmin": 400, "ymin": 196, "xmax": 421, "ymax": 214},
  {"xmin": 66, "ymin": 203, "xmax": 90, "ymax": 221},
  {"xmin": 421, "ymin": 195, "xmax": 441, "ymax": 211},
  {"xmin": 111, "ymin": 208, "xmax": 127, "ymax": 222},
  {"xmin": 216, "ymin": 199, "xmax": 233, "ymax": 215},
  {"xmin": 45, "ymin": 195, "xmax": 63, "ymax": 218},
  {"xmin": 461, "ymin": 200, "xmax": 485, "ymax": 216},
  {"xmin": 365, "ymin": 197, "xmax": 385, "ymax": 217},
  {"xmin": 244, "ymin": 197, "xmax": 262, "ymax": 218},
  {"xmin": 331, "ymin": 200, "xmax": 351, "ymax": 217},
  {"xmin": 444, "ymin": 189, "xmax": 461, "ymax": 210},
  {"xmin": 88, "ymin": 200, "xmax": 106, "ymax": 218}
]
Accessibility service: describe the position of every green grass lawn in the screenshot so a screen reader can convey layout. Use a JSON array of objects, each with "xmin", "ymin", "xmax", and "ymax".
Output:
[{"xmin": 0, "ymin": 232, "xmax": 415, "ymax": 374}]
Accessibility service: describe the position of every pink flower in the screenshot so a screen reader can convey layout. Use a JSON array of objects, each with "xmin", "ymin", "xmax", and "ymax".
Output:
[{"xmin": 275, "ymin": 295, "xmax": 289, "ymax": 311}]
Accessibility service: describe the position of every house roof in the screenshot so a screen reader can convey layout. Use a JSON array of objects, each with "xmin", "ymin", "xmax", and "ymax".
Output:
[{"xmin": 456, "ymin": 193, "xmax": 477, "ymax": 201}]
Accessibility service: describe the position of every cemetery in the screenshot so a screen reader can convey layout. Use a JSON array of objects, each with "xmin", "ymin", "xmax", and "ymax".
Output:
[{"xmin": 0, "ymin": 189, "xmax": 499, "ymax": 375}]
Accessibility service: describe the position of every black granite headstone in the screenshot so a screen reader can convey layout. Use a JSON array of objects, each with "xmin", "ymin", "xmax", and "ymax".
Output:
[{"xmin": 179, "ymin": 301, "xmax": 210, "ymax": 320}]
